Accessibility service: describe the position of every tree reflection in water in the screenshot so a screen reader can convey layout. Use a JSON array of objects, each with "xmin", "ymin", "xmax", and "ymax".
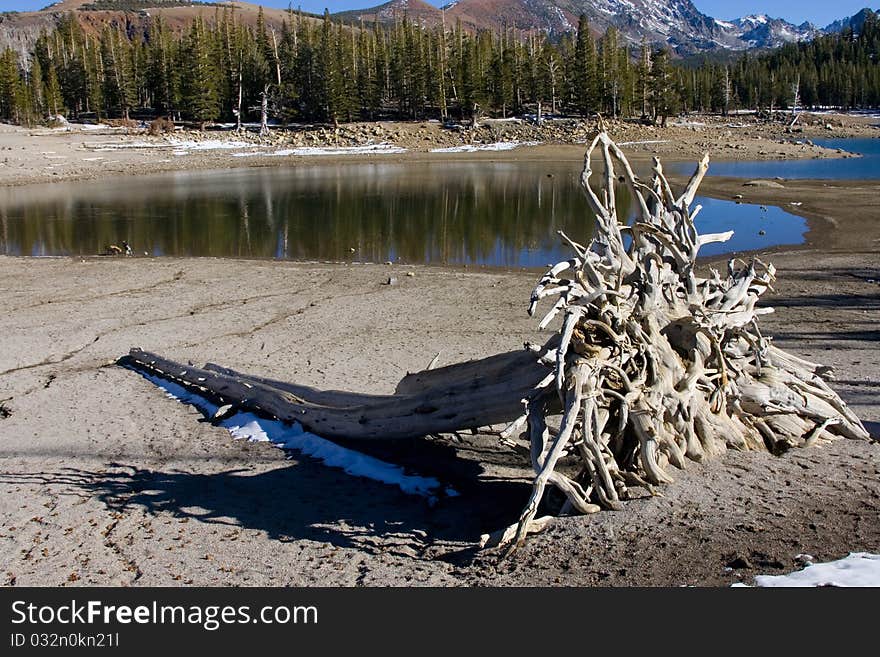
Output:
[{"xmin": 0, "ymin": 160, "xmax": 803, "ymax": 264}]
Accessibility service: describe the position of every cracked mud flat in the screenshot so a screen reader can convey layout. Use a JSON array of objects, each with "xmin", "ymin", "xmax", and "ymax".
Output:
[{"xmin": 0, "ymin": 249, "xmax": 877, "ymax": 587}]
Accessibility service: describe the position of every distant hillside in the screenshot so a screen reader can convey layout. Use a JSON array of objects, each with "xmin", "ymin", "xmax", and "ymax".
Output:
[
  {"xmin": 0, "ymin": 0, "xmax": 319, "ymax": 61},
  {"xmin": 334, "ymin": 0, "xmax": 442, "ymax": 25}
]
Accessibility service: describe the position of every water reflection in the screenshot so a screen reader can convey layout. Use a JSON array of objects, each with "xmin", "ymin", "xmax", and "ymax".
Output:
[{"xmin": 0, "ymin": 161, "xmax": 805, "ymax": 266}]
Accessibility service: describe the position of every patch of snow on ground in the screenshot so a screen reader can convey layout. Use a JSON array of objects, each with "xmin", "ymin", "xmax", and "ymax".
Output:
[
  {"xmin": 53, "ymin": 122, "xmax": 126, "ymax": 132},
  {"xmin": 167, "ymin": 138, "xmax": 255, "ymax": 151},
  {"xmin": 740, "ymin": 553, "xmax": 880, "ymax": 587},
  {"xmin": 431, "ymin": 141, "xmax": 541, "ymax": 153},
  {"xmin": 93, "ymin": 141, "xmax": 162, "ymax": 150},
  {"xmin": 133, "ymin": 370, "xmax": 454, "ymax": 500},
  {"xmin": 232, "ymin": 143, "xmax": 406, "ymax": 157},
  {"xmin": 809, "ymin": 109, "xmax": 880, "ymax": 119},
  {"xmin": 617, "ymin": 140, "xmax": 670, "ymax": 146}
]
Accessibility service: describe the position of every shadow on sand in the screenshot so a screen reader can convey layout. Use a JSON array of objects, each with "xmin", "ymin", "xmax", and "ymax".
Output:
[{"xmin": 0, "ymin": 437, "xmax": 534, "ymax": 563}]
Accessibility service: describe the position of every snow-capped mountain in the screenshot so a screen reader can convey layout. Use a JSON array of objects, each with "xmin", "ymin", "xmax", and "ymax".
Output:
[
  {"xmin": 824, "ymin": 7, "xmax": 877, "ymax": 33},
  {"xmin": 725, "ymin": 14, "xmax": 819, "ymax": 49},
  {"xmin": 332, "ymin": 0, "xmax": 876, "ymax": 55}
]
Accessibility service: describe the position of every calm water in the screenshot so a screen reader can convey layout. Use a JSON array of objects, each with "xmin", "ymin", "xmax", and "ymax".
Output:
[
  {"xmin": 0, "ymin": 162, "xmax": 806, "ymax": 266},
  {"xmin": 671, "ymin": 138, "xmax": 880, "ymax": 180}
]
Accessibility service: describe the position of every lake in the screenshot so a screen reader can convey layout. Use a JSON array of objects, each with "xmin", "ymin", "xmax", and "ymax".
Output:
[
  {"xmin": 671, "ymin": 138, "xmax": 880, "ymax": 180},
  {"xmin": 0, "ymin": 161, "xmax": 806, "ymax": 267}
]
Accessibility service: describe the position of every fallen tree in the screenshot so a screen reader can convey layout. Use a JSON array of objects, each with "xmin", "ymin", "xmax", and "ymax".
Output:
[{"xmin": 121, "ymin": 130, "xmax": 869, "ymax": 552}]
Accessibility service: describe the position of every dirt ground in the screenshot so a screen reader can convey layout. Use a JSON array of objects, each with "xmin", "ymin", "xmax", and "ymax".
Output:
[{"xmin": 0, "ymin": 112, "xmax": 878, "ymax": 587}]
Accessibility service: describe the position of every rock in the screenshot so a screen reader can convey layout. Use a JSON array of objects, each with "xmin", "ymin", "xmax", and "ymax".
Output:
[
  {"xmin": 727, "ymin": 556, "xmax": 753, "ymax": 570},
  {"xmin": 743, "ymin": 180, "xmax": 785, "ymax": 189},
  {"xmin": 383, "ymin": 276, "xmax": 398, "ymax": 286},
  {"xmin": 795, "ymin": 554, "xmax": 815, "ymax": 566}
]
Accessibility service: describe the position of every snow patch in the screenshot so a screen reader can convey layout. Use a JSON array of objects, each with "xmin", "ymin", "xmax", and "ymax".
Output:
[
  {"xmin": 92, "ymin": 141, "xmax": 163, "ymax": 151},
  {"xmin": 739, "ymin": 14, "xmax": 769, "ymax": 26},
  {"xmin": 550, "ymin": 7, "xmax": 573, "ymax": 32},
  {"xmin": 232, "ymin": 143, "xmax": 406, "ymax": 157},
  {"xmin": 431, "ymin": 141, "xmax": 541, "ymax": 153},
  {"xmin": 738, "ymin": 553, "xmax": 880, "ymax": 587},
  {"xmin": 132, "ymin": 371, "xmax": 455, "ymax": 500},
  {"xmin": 166, "ymin": 138, "xmax": 254, "ymax": 151},
  {"xmin": 617, "ymin": 140, "xmax": 670, "ymax": 146}
]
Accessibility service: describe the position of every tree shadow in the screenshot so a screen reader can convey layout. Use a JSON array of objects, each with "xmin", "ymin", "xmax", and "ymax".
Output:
[
  {"xmin": 863, "ymin": 421, "xmax": 880, "ymax": 440},
  {"xmin": 768, "ymin": 293, "xmax": 879, "ymax": 311},
  {"xmin": 772, "ymin": 329, "xmax": 880, "ymax": 343},
  {"xmin": 0, "ymin": 436, "xmax": 533, "ymax": 564}
]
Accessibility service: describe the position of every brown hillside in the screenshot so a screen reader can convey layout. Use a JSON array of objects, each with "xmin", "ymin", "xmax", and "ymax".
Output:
[
  {"xmin": 0, "ymin": 1, "xmax": 319, "ymax": 60},
  {"xmin": 334, "ymin": 0, "xmax": 442, "ymax": 26}
]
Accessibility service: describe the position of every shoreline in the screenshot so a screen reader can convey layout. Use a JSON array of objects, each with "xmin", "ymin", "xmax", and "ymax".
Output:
[{"xmin": 1, "ymin": 111, "xmax": 877, "ymax": 189}]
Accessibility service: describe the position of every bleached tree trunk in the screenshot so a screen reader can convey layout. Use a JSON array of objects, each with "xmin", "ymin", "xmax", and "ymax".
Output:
[
  {"xmin": 235, "ymin": 68, "xmax": 243, "ymax": 133},
  {"xmin": 260, "ymin": 84, "xmax": 270, "ymax": 137}
]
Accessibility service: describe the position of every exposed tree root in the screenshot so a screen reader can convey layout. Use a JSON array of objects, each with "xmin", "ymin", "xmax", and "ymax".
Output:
[
  {"xmin": 494, "ymin": 130, "xmax": 869, "ymax": 552},
  {"xmin": 121, "ymin": 130, "xmax": 869, "ymax": 552}
]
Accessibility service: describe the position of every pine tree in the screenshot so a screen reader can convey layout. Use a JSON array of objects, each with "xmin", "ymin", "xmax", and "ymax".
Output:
[
  {"xmin": 101, "ymin": 26, "xmax": 137, "ymax": 119},
  {"xmin": 313, "ymin": 10, "xmax": 338, "ymax": 122},
  {"xmin": 649, "ymin": 47, "xmax": 678, "ymax": 126},
  {"xmin": 542, "ymin": 41, "xmax": 561, "ymax": 114},
  {"xmin": 146, "ymin": 15, "xmax": 177, "ymax": 115},
  {"xmin": 573, "ymin": 15, "xmax": 599, "ymax": 116},
  {"xmin": 0, "ymin": 49, "xmax": 23, "ymax": 122},
  {"xmin": 599, "ymin": 26, "xmax": 620, "ymax": 117},
  {"xmin": 180, "ymin": 17, "xmax": 220, "ymax": 128},
  {"xmin": 28, "ymin": 56, "xmax": 45, "ymax": 118}
]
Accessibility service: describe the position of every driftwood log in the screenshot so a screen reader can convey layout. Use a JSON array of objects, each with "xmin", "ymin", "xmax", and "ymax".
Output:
[{"xmin": 121, "ymin": 130, "xmax": 869, "ymax": 552}]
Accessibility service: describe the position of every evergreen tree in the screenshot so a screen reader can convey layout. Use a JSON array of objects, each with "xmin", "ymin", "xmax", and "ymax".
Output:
[
  {"xmin": 180, "ymin": 17, "xmax": 220, "ymax": 128},
  {"xmin": 573, "ymin": 15, "xmax": 599, "ymax": 116},
  {"xmin": 146, "ymin": 15, "xmax": 177, "ymax": 115},
  {"xmin": 101, "ymin": 26, "xmax": 137, "ymax": 119},
  {"xmin": 0, "ymin": 49, "xmax": 23, "ymax": 122},
  {"xmin": 28, "ymin": 55, "xmax": 45, "ymax": 118},
  {"xmin": 1, "ymin": 10, "xmax": 878, "ymax": 128},
  {"xmin": 649, "ymin": 47, "xmax": 678, "ymax": 125}
]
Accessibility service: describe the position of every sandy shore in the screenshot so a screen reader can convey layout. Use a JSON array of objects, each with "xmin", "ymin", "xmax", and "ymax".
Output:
[{"xmin": 0, "ymin": 113, "xmax": 878, "ymax": 587}]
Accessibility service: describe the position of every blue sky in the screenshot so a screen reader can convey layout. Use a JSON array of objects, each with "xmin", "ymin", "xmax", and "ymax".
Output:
[{"xmin": 1, "ymin": 1, "xmax": 875, "ymax": 28}]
